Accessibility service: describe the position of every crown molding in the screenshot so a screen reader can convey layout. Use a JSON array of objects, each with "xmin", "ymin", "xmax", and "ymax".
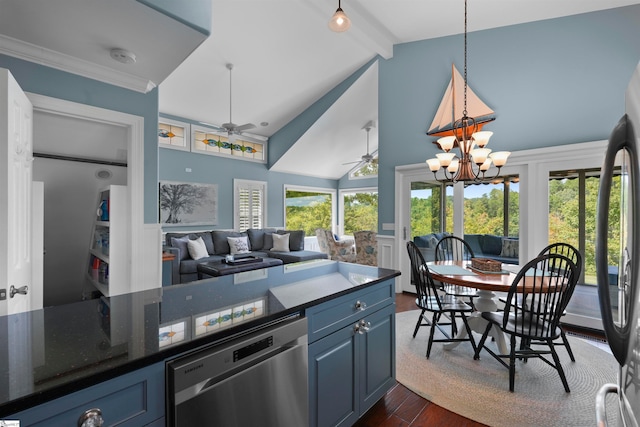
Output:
[{"xmin": 0, "ymin": 34, "xmax": 156, "ymax": 93}]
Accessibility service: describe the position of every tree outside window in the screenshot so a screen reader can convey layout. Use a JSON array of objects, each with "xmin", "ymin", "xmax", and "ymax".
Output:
[
  {"xmin": 285, "ymin": 188, "xmax": 334, "ymax": 236},
  {"xmin": 342, "ymin": 191, "xmax": 378, "ymax": 236}
]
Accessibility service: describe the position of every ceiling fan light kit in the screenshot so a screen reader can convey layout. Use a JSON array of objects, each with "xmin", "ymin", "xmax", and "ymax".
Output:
[{"xmin": 329, "ymin": 0, "xmax": 351, "ymax": 32}]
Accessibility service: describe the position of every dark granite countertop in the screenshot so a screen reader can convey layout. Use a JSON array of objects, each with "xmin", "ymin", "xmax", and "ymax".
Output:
[{"xmin": 0, "ymin": 259, "xmax": 400, "ymax": 416}]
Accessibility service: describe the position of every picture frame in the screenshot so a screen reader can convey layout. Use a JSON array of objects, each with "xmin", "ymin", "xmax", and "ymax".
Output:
[{"xmin": 159, "ymin": 181, "xmax": 218, "ymax": 226}]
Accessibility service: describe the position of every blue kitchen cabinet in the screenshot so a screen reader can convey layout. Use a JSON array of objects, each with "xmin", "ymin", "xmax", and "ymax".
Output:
[
  {"xmin": 307, "ymin": 279, "xmax": 396, "ymax": 427},
  {"xmin": 9, "ymin": 362, "xmax": 165, "ymax": 426}
]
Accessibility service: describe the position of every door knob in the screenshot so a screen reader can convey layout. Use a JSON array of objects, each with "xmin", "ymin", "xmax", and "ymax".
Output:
[{"xmin": 9, "ymin": 285, "xmax": 28, "ymax": 298}]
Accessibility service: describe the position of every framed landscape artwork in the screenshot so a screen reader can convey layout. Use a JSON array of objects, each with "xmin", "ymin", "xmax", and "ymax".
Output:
[{"xmin": 159, "ymin": 181, "xmax": 218, "ymax": 226}]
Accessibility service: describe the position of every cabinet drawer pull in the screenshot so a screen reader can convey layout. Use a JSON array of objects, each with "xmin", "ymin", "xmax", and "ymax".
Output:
[
  {"xmin": 355, "ymin": 300, "xmax": 367, "ymax": 311},
  {"xmin": 354, "ymin": 319, "xmax": 371, "ymax": 335},
  {"xmin": 78, "ymin": 408, "xmax": 104, "ymax": 427}
]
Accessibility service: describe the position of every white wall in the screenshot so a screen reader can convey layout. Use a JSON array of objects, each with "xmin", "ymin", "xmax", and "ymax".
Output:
[{"xmin": 33, "ymin": 158, "xmax": 126, "ymax": 306}]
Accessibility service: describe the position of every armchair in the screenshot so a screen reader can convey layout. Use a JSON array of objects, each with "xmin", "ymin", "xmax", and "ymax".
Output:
[
  {"xmin": 354, "ymin": 230, "xmax": 378, "ymax": 266},
  {"xmin": 315, "ymin": 228, "xmax": 356, "ymax": 262}
]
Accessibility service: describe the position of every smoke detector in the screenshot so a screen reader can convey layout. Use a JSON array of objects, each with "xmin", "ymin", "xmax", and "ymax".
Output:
[{"xmin": 110, "ymin": 48, "xmax": 136, "ymax": 64}]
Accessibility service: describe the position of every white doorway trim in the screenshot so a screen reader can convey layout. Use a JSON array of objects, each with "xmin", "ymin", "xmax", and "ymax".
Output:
[{"xmin": 26, "ymin": 93, "xmax": 157, "ymax": 294}]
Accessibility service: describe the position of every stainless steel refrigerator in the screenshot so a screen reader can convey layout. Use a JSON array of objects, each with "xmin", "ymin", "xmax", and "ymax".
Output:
[{"xmin": 596, "ymin": 61, "xmax": 640, "ymax": 427}]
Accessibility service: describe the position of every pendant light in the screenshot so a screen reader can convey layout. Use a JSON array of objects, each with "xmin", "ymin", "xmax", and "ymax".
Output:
[{"xmin": 329, "ymin": 0, "xmax": 351, "ymax": 32}]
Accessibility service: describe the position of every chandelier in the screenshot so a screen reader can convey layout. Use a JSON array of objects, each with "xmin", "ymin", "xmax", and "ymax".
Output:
[{"xmin": 426, "ymin": 0, "xmax": 509, "ymax": 183}]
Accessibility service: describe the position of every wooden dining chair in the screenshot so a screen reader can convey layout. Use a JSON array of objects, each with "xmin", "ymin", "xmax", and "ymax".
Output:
[
  {"xmin": 473, "ymin": 253, "xmax": 579, "ymax": 392},
  {"xmin": 407, "ymin": 241, "xmax": 477, "ymax": 358},
  {"xmin": 435, "ymin": 236, "xmax": 479, "ymax": 315},
  {"xmin": 538, "ymin": 242, "xmax": 582, "ymax": 362}
]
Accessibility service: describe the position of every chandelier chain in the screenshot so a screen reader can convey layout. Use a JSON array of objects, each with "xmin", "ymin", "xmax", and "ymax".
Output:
[{"xmin": 463, "ymin": 0, "xmax": 468, "ymax": 117}]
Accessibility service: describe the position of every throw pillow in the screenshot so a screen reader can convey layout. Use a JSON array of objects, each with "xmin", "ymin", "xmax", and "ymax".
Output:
[
  {"xmin": 271, "ymin": 233, "xmax": 290, "ymax": 252},
  {"xmin": 263, "ymin": 232, "xmax": 274, "ymax": 251},
  {"xmin": 282, "ymin": 230, "xmax": 305, "ymax": 251},
  {"xmin": 227, "ymin": 236, "xmax": 250, "ymax": 254},
  {"xmin": 500, "ymin": 238, "xmax": 519, "ymax": 258},
  {"xmin": 171, "ymin": 236, "xmax": 191, "ymax": 261},
  {"xmin": 187, "ymin": 236, "xmax": 209, "ymax": 260}
]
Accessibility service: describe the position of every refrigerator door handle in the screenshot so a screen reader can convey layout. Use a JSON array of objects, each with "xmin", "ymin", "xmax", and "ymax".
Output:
[
  {"xmin": 595, "ymin": 383, "xmax": 619, "ymax": 427},
  {"xmin": 596, "ymin": 114, "xmax": 638, "ymax": 366}
]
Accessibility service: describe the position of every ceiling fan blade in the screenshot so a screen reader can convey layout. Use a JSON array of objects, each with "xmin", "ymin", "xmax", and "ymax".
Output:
[
  {"xmin": 234, "ymin": 123, "xmax": 256, "ymax": 133},
  {"xmin": 200, "ymin": 122, "xmax": 227, "ymax": 132}
]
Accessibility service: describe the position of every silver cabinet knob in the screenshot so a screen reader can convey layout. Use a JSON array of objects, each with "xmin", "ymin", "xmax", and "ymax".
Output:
[
  {"xmin": 355, "ymin": 300, "xmax": 367, "ymax": 311},
  {"xmin": 354, "ymin": 319, "xmax": 371, "ymax": 335},
  {"xmin": 78, "ymin": 408, "xmax": 104, "ymax": 427}
]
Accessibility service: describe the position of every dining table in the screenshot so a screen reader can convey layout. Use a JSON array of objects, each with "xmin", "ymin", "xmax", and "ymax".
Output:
[{"xmin": 427, "ymin": 259, "xmax": 521, "ymax": 354}]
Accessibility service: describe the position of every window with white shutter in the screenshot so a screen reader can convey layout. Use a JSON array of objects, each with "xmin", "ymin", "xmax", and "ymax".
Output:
[{"xmin": 234, "ymin": 179, "xmax": 266, "ymax": 231}]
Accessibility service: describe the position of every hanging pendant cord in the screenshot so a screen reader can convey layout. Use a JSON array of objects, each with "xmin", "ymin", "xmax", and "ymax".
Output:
[{"xmin": 229, "ymin": 66, "xmax": 233, "ymax": 124}]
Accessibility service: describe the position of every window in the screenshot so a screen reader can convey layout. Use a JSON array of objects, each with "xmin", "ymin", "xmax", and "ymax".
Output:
[
  {"xmin": 192, "ymin": 124, "xmax": 266, "ymax": 162},
  {"xmin": 158, "ymin": 118, "xmax": 190, "ymax": 151},
  {"xmin": 284, "ymin": 186, "xmax": 335, "ymax": 236},
  {"xmin": 548, "ymin": 168, "xmax": 621, "ymax": 285},
  {"xmin": 410, "ymin": 181, "xmax": 443, "ymax": 240},
  {"xmin": 349, "ymin": 158, "xmax": 378, "ymax": 179},
  {"xmin": 340, "ymin": 188, "xmax": 378, "ymax": 236},
  {"xmin": 234, "ymin": 180, "xmax": 266, "ymax": 231},
  {"xmin": 463, "ymin": 176, "xmax": 519, "ymax": 238}
]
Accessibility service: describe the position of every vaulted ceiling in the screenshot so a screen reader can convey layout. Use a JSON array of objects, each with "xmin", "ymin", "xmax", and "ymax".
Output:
[{"xmin": 1, "ymin": 0, "xmax": 638, "ymax": 179}]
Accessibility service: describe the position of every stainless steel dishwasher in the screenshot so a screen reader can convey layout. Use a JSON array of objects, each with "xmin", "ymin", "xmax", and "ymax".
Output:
[{"xmin": 167, "ymin": 315, "xmax": 308, "ymax": 427}]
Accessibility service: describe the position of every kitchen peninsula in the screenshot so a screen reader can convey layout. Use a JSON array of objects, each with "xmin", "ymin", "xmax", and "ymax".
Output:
[{"xmin": 1, "ymin": 259, "xmax": 399, "ymax": 426}]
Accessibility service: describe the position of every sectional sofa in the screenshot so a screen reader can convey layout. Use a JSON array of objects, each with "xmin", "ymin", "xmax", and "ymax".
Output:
[
  {"xmin": 165, "ymin": 228, "xmax": 328, "ymax": 283},
  {"xmin": 413, "ymin": 232, "xmax": 519, "ymax": 265}
]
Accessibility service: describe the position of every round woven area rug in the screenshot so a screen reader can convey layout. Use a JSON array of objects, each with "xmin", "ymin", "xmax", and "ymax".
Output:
[{"xmin": 395, "ymin": 310, "xmax": 620, "ymax": 427}]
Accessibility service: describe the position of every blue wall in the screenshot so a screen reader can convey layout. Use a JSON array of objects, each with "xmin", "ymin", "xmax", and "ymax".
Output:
[
  {"xmin": 5, "ymin": 4, "xmax": 639, "ymax": 234},
  {"xmin": 0, "ymin": 54, "xmax": 160, "ymax": 224},
  {"xmin": 159, "ymin": 114, "xmax": 338, "ymax": 230},
  {"xmin": 377, "ymin": 5, "xmax": 640, "ymax": 235}
]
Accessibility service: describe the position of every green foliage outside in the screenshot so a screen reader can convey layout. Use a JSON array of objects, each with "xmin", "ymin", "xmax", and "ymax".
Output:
[
  {"xmin": 351, "ymin": 159, "xmax": 378, "ymax": 178},
  {"xmin": 343, "ymin": 192, "xmax": 378, "ymax": 235},
  {"xmin": 549, "ymin": 176, "xmax": 622, "ymax": 283},
  {"xmin": 464, "ymin": 186, "xmax": 520, "ymax": 236},
  {"xmin": 410, "ymin": 183, "xmax": 518, "ymax": 238},
  {"xmin": 410, "ymin": 186, "xmax": 441, "ymax": 238},
  {"xmin": 285, "ymin": 190, "xmax": 332, "ymax": 236},
  {"xmin": 285, "ymin": 190, "xmax": 378, "ymax": 237}
]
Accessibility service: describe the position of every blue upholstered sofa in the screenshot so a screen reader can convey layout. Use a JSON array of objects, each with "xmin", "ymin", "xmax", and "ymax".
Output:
[
  {"xmin": 413, "ymin": 232, "xmax": 519, "ymax": 265},
  {"xmin": 165, "ymin": 228, "xmax": 327, "ymax": 283}
]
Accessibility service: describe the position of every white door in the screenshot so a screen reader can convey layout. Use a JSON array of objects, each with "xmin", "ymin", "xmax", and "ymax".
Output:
[
  {"xmin": 396, "ymin": 168, "xmax": 455, "ymax": 293},
  {"xmin": 0, "ymin": 68, "xmax": 35, "ymax": 315}
]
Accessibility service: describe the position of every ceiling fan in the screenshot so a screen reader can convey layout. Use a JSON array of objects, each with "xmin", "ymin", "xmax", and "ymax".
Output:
[
  {"xmin": 344, "ymin": 121, "xmax": 377, "ymax": 165},
  {"xmin": 207, "ymin": 63, "xmax": 256, "ymax": 138}
]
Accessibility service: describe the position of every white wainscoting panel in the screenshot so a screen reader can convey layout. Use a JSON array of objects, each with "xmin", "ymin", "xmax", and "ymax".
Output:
[{"xmin": 377, "ymin": 235, "xmax": 396, "ymax": 279}]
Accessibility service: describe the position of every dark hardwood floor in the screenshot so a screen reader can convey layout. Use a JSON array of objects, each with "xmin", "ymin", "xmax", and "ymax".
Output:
[
  {"xmin": 354, "ymin": 292, "xmax": 606, "ymax": 427},
  {"xmin": 354, "ymin": 292, "xmax": 488, "ymax": 427}
]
